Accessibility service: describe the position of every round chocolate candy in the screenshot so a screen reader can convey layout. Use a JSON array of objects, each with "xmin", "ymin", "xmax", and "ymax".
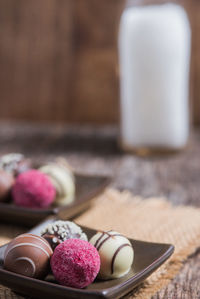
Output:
[
  {"xmin": 39, "ymin": 162, "xmax": 75, "ymax": 206},
  {"xmin": 4, "ymin": 234, "xmax": 53, "ymax": 278},
  {"xmin": 51, "ymin": 239, "xmax": 100, "ymax": 288},
  {"xmin": 41, "ymin": 220, "xmax": 88, "ymax": 250},
  {"xmin": 0, "ymin": 169, "xmax": 14, "ymax": 202},
  {"xmin": 0, "ymin": 153, "xmax": 31, "ymax": 177},
  {"xmin": 12, "ymin": 170, "xmax": 56, "ymax": 208},
  {"xmin": 90, "ymin": 230, "xmax": 134, "ymax": 280}
]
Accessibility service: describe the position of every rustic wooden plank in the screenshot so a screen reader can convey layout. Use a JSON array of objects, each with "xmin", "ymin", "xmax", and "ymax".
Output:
[
  {"xmin": 0, "ymin": 0, "xmax": 74, "ymax": 122},
  {"xmin": 70, "ymin": 48, "xmax": 119, "ymax": 123},
  {"xmin": 151, "ymin": 251, "xmax": 200, "ymax": 299},
  {"xmin": 69, "ymin": 0, "xmax": 124, "ymax": 123},
  {"xmin": 0, "ymin": 0, "xmax": 124, "ymax": 123},
  {"xmin": 0, "ymin": 0, "xmax": 199, "ymax": 125},
  {"xmin": 74, "ymin": 0, "xmax": 124, "ymax": 48},
  {"xmin": 191, "ymin": 0, "xmax": 200, "ymax": 125}
]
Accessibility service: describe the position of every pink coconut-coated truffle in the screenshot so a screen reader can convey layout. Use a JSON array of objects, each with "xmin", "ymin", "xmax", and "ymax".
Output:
[
  {"xmin": 51, "ymin": 239, "xmax": 100, "ymax": 288},
  {"xmin": 12, "ymin": 169, "xmax": 56, "ymax": 208}
]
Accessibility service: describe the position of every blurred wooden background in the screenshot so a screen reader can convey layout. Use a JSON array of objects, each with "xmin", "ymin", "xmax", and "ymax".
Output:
[{"xmin": 0, "ymin": 0, "xmax": 199, "ymax": 124}]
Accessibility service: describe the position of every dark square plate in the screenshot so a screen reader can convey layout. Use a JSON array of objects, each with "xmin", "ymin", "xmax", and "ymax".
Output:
[
  {"xmin": 0, "ymin": 174, "xmax": 110, "ymax": 226},
  {"xmin": 0, "ymin": 218, "xmax": 174, "ymax": 299}
]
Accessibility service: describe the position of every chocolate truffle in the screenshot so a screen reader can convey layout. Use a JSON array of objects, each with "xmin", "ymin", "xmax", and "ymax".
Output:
[
  {"xmin": 39, "ymin": 162, "xmax": 75, "ymax": 206},
  {"xmin": 0, "ymin": 153, "xmax": 31, "ymax": 177},
  {"xmin": 0, "ymin": 169, "xmax": 14, "ymax": 201},
  {"xmin": 41, "ymin": 220, "xmax": 88, "ymax": 250},
  {"xmin": 51, "ymin": 239, "xmax": 100, "ymax": 288},
  {"xmin": 90, "ymin": 230, "xmax": 134, "ymax": 280},
  {"xmin": 12, "ymin": 170, "xmax": 56, "ymax": 208},
  {"xmin": 4, "ymin": 233, "xmax": 53, "ymax": 278}
]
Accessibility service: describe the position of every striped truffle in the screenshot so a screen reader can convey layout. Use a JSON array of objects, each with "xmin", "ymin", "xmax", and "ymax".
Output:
[
  {"xmin": 39, "ymin": 163, "xmax": 75, "ymax": 206},
  {"xmin": 4, "ymin": 233, "xmax": 53, "ymax": 278},
  {"xmin": 90, "ymin": 230, "xmax": 134, "ymax": 279}
]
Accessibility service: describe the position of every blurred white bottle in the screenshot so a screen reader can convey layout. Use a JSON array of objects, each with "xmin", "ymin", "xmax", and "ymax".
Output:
[{"xmin": 118, "ymin": 1, "xmax": 191, "ymax": 154}]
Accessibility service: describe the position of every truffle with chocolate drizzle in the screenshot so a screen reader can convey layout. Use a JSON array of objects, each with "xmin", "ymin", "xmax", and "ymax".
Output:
[{"xmin": 89, "ymin": 230, "xmax": 134, "ymax": 279}]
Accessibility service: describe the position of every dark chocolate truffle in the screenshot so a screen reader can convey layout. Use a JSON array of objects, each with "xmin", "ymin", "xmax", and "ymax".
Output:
[
  {"xmin": 0, "ymin": 153, "xmax": 31, "ymax": 177},
  {"xmin": 0, "ymin": 169, "xmax": 14, "ymax": 202},
  {"xmin": 4, "ymin": 233, "xmax": 53, "ymax": 278},
  {"xmin": 41, "ymin": 220, "xmax": 88, "ymax": 250}
]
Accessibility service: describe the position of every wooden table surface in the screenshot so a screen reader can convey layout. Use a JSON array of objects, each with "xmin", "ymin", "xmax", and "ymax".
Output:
[{"xmin": 0, "ymin": 121, "xmax": 199, "ymax": 299}]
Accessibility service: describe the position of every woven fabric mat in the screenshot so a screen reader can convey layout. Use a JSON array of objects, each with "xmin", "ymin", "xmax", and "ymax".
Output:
[
  {"xmin": 76, "ymin": 188, "xmax": 200, "ymax": 299},
  {"xmin": 0, "ymin": 188, "xmax": 200, "ymax": 299}
]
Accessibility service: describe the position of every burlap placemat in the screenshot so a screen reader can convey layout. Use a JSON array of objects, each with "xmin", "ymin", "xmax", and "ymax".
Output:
[
  {"xmin": 76, "ymin": 189, "xmax": 200, "ymax": 299},
  {"xmin": 0, "ymin": 188, "xmax": 200, "ymax": 298}
]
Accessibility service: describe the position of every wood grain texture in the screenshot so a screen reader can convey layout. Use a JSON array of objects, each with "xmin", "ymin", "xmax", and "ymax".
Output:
[
  {"xmin": 192, "ymin": 0, "xmax": 200, "ymax": 125},
  {"xmin": 152, "ymin": 251, "xmax": 200, "ymax": 299},
  {"xmin": 0, "ymin": 0, "xmax": 75, "ymax": 122},
  {"xmin": 0, "ymin": 0, "xmax": 200, "ymax": 125},
  {"xmin": 74, "ymin": 0, "xmax": 124, "ymax": 48},
  {"xmin": 0, "ymin": 0, "xmax": 124, "ymax": 124}
]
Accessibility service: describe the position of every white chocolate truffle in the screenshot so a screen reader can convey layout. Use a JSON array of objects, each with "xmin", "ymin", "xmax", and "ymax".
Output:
[
  {"xmin": 39, "ymin": 163, "xmax": 75, "ymax": 206},
  {"xmin": 90, "ymin": 230, "xmax": 134, "ymax": 279}
]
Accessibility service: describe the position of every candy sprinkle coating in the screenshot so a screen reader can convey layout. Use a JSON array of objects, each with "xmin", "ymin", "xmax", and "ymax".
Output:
[
  {"xmin": 12, "ymin": 169, "xmax": 56, "ymax": 208},
  {"xmin": 51, "ymin": 239, "xmax": 100, "ymax": 288}
]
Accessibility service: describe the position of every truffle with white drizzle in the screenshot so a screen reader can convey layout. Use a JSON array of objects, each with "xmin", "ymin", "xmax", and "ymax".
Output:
[
  {"xmin": 41, "ymin": 220, "xmax": 88, "ymax": 250},
  {"xmin": 89, "ymin": 230, "xmax": 134, "ymax": 279}
]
